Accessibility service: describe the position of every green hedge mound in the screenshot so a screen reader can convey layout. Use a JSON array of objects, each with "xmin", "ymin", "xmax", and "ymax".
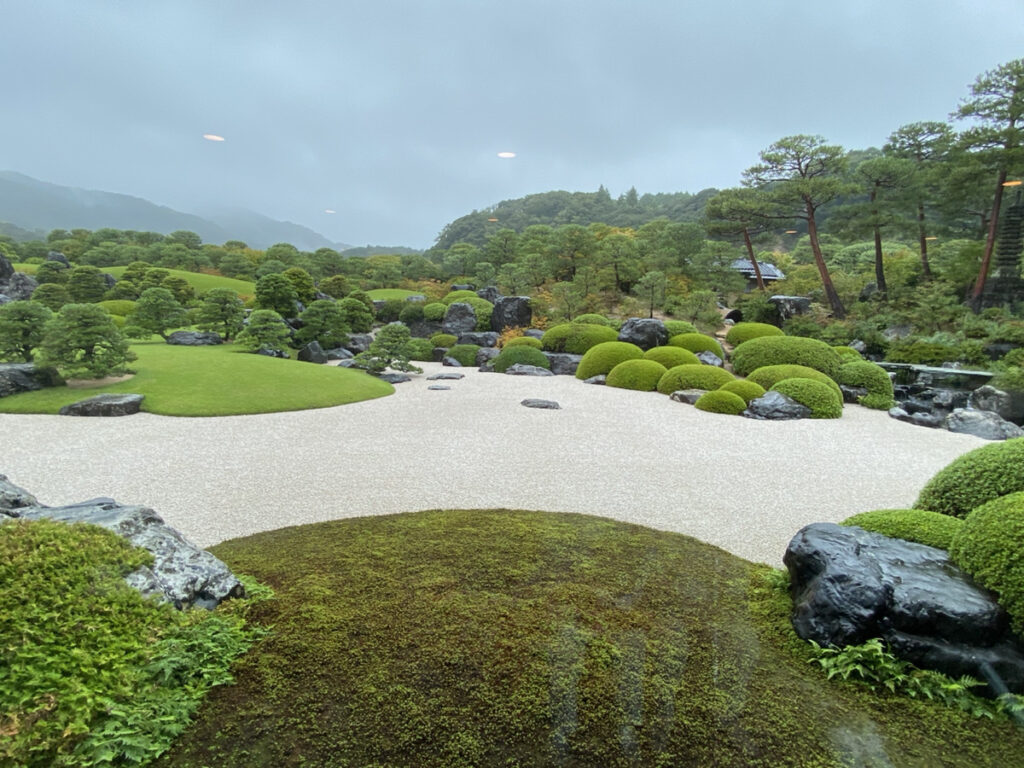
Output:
[
  {"xmin": 694, "ymin": 389, "xmax": 748, "ymax": 415},
  {"xmin": 832, "ymin": 345, "xmax": 864, "ymax": 362},
  {"xmin": 732, "ymin": 336, "xmax": 842, "ymax": 379},
  {"xmin": 441, "ymin": 290, "xmax": 479, "ymax": 305},
  {"xmin": 663, "ymin": 320, "xmax": 698, "ymax": 337},
  {"xmin": 503, "ymin": 336, "xmax": 542, "ymax": 349},
  {"xmin": 770, "ymin": 378, "xmax": 843, "ymax": 419},
  {"xmin": 667, "ymin": 333, "xmax": 725, "ymax": 360},
  {"xmin": 572, "ymin": 313, "xmax": 614, "ymax": 326},
  {"xmin": 492, "ymin": 346, "xmax": 551, "ymax": 373},
  {"xmin": 406, "ymin": 338, "xmax": 435, "ymax": 362},
  {"xmin": 446, "ymin": 344, "xmax": 481, "ymax": 367},
  {"xmin": 422, "ymin": 302, "xmax": 447, "ymax": 321},
  {"xmin": 838, "ymin": 360, "xmax": 895, "ymax": 410},
  {"xmin": 949, "ymin": 491, "xmax": 1024, "ymax": 635},
  {"xmin": 606, "ymin": 359, "xmax": 668, "ymax": 391},
  {"xmin": 915, "ymin": 437, "xmax": 1024, "ymax": 518},
  {"xmin": 745, "ymin": 364, "xmax": 842, "ymax": 401},
  {"xmin": 725, "ymin": 322, "xmax": 784, "ymax": 347},
  {"xmin": 656, "ymin": 364, "xmax": 735, "ymax": 395},
  {"xmin": 575, "ymin": 341, "xmax": 644, "ymax": 379},
  {"xmin": 841, "ymin": 509, "xmax": 964, "ymax": 551},
  {"xmin": 430, "ymin": 333, "xmax": 457, "ymax": 348},
  {"xmin": 718, "ymin": 379, "xmax": 767, "ymax": 404},
  {"xmin": 643, "ymin": 346, "xmax": 700, "ymax": 369},
  {"xmin": 542, "ymin": 323, "xmax": 619, "ymax": 354}
]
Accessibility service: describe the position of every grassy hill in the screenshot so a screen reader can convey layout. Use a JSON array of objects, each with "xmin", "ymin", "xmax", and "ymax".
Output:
[{"xmin": 11, "ymin": 264, "xmax": 256, "ymax": 298}]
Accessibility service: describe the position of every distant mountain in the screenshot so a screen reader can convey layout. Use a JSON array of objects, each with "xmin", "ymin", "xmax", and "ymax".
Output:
[{"xmin": 0, "ymin": 171, "xmax": 349, "ymax": 251}]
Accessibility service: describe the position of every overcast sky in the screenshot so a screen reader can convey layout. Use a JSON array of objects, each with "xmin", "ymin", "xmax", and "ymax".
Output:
[{"xmin": 2, "ymin": 1, "xmax": 1022, "ymax": 249}]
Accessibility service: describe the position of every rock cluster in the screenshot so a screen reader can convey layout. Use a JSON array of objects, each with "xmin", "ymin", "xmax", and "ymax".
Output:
[{"xmin": 0, "ymin": 254, "xmax": 38, "ymax": 302}]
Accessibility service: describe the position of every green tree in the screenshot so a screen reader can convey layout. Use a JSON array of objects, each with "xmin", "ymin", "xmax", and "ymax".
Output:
[
  {"xmin": 166, "ymin": 230, "xmax": 202, "ymax": 249},
  {"xmin": 634, "ymin": 271, "xmax": 667, "ymax": 318},
  {"xmin": 550, "ymin": 281, "xmax": 586, "ymax": 320},
  {"xmin": 162, "ymin": 276, "xmax": 196, "ymax": 306},
  {"xmin": 121, "ymin": 260, "xmax": 153, "ymax": 285},
  {"xmin": 264, "ymin": 243, "xmax": 301, "ymax": 266},
  {"xmin": 595, "ymin": 232, "xmax": 641, "ymax": 296},
  {"xmin": 256, "ymin": 259, "xmax": 289, "ymax": 278},
  {"xmin": 33, "ymin": 261, "xmax": 69, "ymax": 285},
  {"xmin": 255, "ymin": 273, "xmax": 299, "ymax": 317},
  {"xmin": 38, "ymin": 303, "xmax": 136, "ymax": 378},
  {"xmin": 354, "ymin": 322, "xmax": 422, "ymax": 374},
  {"xmin": 235, "ymin": 309, "xmax": 292, "ymax": 353},
  {"xmin": 0, "ymin": 301, "xmax": 52, "ymax": 361},
  {"xmin": 218, "ymin": 251, "xmax": 256, "ymax": 280},
  {"xmin": 282, "ymin": 267, "xmax": 317, "ymax": 306},
  {"xmin": 319, "ymin": 275, "xmax": 350, "ymax": 299},
  {"xmin": 195, "ymin": 288, "xmax": 245, "ymax": 341},
  {"xmin": 65, "ymin": 265, "xmax": 108, "ymax": 303},
  {"xmin": 30, "ymin": 283, "xmax": 70, "ymax": 311},
  {"xmin": 704, "ymin": 188, "xmax": 771, "ymax": 290},
  {"xmin": 337, "ymin": 297, "xmax": 374, "ymax": 333},
  {"xmin": 126, "ymin": 287, "xmax": 187, "ymax": 340},
  {"xmin": 296, "ymin": 300, "xmax": 350, "ymax": 349}
]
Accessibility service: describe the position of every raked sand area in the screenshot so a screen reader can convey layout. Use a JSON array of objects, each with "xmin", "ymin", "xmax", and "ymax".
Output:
[{"xmin": 0, "ymin": 361, "xmax": 989, "ymax": 565}]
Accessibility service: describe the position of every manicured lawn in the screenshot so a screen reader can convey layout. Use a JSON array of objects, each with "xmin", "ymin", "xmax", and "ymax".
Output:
[
  {"xmin": 103, "ymin": 267, "xmax": 256, "ymax": 298},
  {"xmin": 367, "ymin": 288, "xmax": 420, "ymax": 300},
  {"xmin": 0, "ymin": 343, "xmax": 392, "ymax": 416},
  {"xmin": 155, "ymin": 510, "xmax": 1024, "ymax": 768},
  {"xmin": 12, "ymin": 262, "xmax": 37, "ymax": 274}
]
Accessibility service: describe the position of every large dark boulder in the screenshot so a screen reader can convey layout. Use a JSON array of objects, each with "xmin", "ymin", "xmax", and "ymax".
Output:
[
  {"xmin": 59, "ymin": 394, "xmax": 144, "ymax": 416},
  {"xmin": 0, "ymin": 363, "xmax": 62, "ymax": 398},
  {"xmin": 785, "ymin": 522, "xmax": 1024, "ymax": 696},
  {"xmin": 969, "ymin": 384, "xmax": 1024, "ymax": 425},
  {"xmin": 945, "ymin": 408, "xmax": 1024, "ymax": 440},
  {"xmin": 297, "ymin": 341, "xmax": 328, "ymax": 364},
  {"xmin": 344, "ymin": 334, "xmax": 373, "ymax": 354},
  {"xmin": 2, "ymin": 272, "xmax": 38, "ymax": 301},
  {"xmin": 458, "ymin": 331, "xmax": 499, "ymax": 347},
  {"xmin": 617, "ymin": 318, "xmax": 668, "ymax": 350},
  {"xmin": 742, "ymin": 391, "xmax": 810, "ymax": 420},
  {"xmin": 0, "ymin": 253, "xmax": 13, "ymax": 282},
  {"xmin": 543, "ymin": 352, "xmax": 582, "ymax": 376},
  {"xmin": 476, "ymin": 286, "xmax": 501, "ymax": 304},
  {"xmin": 324, "ymin": 346, "xmax": 354, "ymax": 360},
  {"xmin": 490, "ymin": 296, "xmax": 532, "ymax": 332},
  {"xmin": 406, "ymin": 319, "xmax": 443, "ymax": 338},
  {"xmin": 769, "ymin": 295, "xmax": 812, "ymax": 321},
  {"xmin": 167, "ymin": 330, "xmax": 223, "ymax": 346},
  {"xmin": 442, "ymin": 302, "xmax": 478, "ymax": 336},
  {"xmin": 888, "ymin": 406, "xmax": 944, "ymax": 429},
  {"xmin": 0, "ymin": 474, "xmax": 38, "ymax": 513}
]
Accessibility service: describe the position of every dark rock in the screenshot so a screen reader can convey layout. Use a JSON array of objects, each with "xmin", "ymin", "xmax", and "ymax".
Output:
[
  {"xmin": 432, "ymin": 347, "xmax": 449, "ymax": 362},
  {"xmin": 297, "ymin": 341, "xmax": 328, "ymax": 364},
  {"xmin": 166, "ymin": 330, "xmax": 223, "ymax": 346},
  {"xmin": 335, "ymin": 359, "xmax": 359, "ymax": 368},
  {"xmin": 0, "ymin": 363, "xmax": 62, "ymax": 398},
  {"xmin": 848, "ymin": 339, "xmax": 868, "ymax": 354},
  {"xmin": 970, "ymin": 384, "xmax": 1024, "ymax": 424},
  {"xmin": 458, "ymin": 331, "xmax": 499, "ymax": 347},
  {"xmin": 882, "ymin": 323, "xmax": 913, "ymax": 341},
  {"xmin": 505, "ymin": 364, "xmax": 553, "ymax": 376},
  {"xmin": 476, "ymin": 347, "xmax": 500, "ymax": 366},
  {"xmin": 428, "ymin": 385, "xmax": 451, "ymax": 391},
  {"xmin": 617, "ymin": 318, "xmax": 668, "ymax": 350},
  {"xmin": 768, "ymin": 295, "xmax": 812, "ymax": 321},
  {"xmin": 313, "ymin": 291, "xmax": 333, "ymax": 302},
  {"xmin": 377, "ymin": 373, "xmax": 412, "ymax": 384},
  {"xmin": 696, "ymin": 350, "xmax": 724, "ymax": 367},
  {"xmin": 724, "ymin": 308, "xmax": 743, "ymax": 323},
  {"xmin": 101, "ymin": 272, "xmax": 117, "ymax": 289},
  {"xmin": 255, "ymin": 347, "xmax": 289, "ymax": 358},
  {"xmin": 344, "ymin": 334, "xmax": 373, "ymax": 354},
  {"xmin": 985, "ymin": 342, "xmax": 1018, "ymax": 361},
  {"xmin": 0, "ymin": 253, "xmax": 14, "ymax": 281},
  {"xmin": 478, "ymin": 363, "xmax": 495, "ymax": 372},
  {"xmin": 427, "ymin": 372, "xmax": 465, "ymax": 380},
  {"xmin": 888, "ymin": 406, "xmax": 944, "ymax": 429},
  {"xmin": 0, "ymin": 474, "xmax": 39, "ymax": 513},
  {"xmin": 59, "ymin": 394, "xmax": 144, "ymax": 417},
  {"xmin": 523, "ymin": 328, "xmax": 544, "ymax": 339},
  {"xmin": 405, "ymin": 294, "xmax": 427, "ymax": 303},
  {"xmin": 325, "ymin": 346, "xmax": 354, "ymax": 360},
  {"xmin": 521, "ymin": 398, "xmax": 560, "ymax": 409},
  {"xmin": 945, "ymin": 408, "xmax": 1024, "ymax": 440},
  {"xmin": 451, "ymin": 283, "xmax": 473, "ymax": 292},
  {"xmin": 543, "ymin": 352, "xmax": 582, "ymax": 376},
  {"xmin": 476, "ymin": 286, "xmax": 501, "ymax": 303},
  {"xmin": 902, "ymin": 398, "xmax": 935, "ymax": 415},
  {"xmin": 442, "ymin": 302, "xmax": 478, "ymax": 336},
  {"xmin": 858, "ymin": 282, "xmax": 878, "ymax": 302},
  {"xmin": 840, "ymin": 385, "xmax": 868, "ymax": 404},
  {"xmin": 491, "ymin": 296, "xmax": 533, "ymax": 332},
  {"xmin": 406, "ymin": 319, "xmax": 443, "ymax": 338},
  {"xmin": 784, "ymin": 522, "xmax": 1024, "ymax": 696},
  {"xmin": 442, "ymin": 356, "xmax": 463, "ymax": 367},
  {"xmin": 743, "ymin": 391, "xmax": 811, "ymax": 420},
  {"xmin": 3, "ymin": 272, "xmax": 38, "ymax": 301},
  {"xmin": 582, "ymin": 375, "xmax": 606, "ymax": 385},
  {"xmin": 670, "ymin": 389, "xmax": 707, "ymax": 404},
  {"xmin": 0, "ymin": 294, "xmax": 10, "ymax": 306}
]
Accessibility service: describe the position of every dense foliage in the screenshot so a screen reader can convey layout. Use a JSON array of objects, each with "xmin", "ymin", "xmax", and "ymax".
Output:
[
  {"xmin": 836, "ymin": 360, "xmax": 896, "ymax": 410},
  {"xmin": 732, "ymin": 336, "xmax": 843, "ymax": 379},
  {"xmin": 915, "ymin": 438, "xmax": 1024, "ymax": 518},
  {"xmin": 667, "ymin": 332, "xmax": 725, "ymax": 359},
  {"xmin": 718, "ymin": 378, "xmax": 767, "ymax": 404},
  {"xmin": 38, "ymin": 303, "xmax": 136, "ymax": 378},
  {"xmin": 744, "ymin": 364, "xmax": 842, "ymax": 401},
  {"xmin": 541, "ymin": 323, "xmax": 619, "ymax": 354},
  {"xmin": 725, "ymin": 322, "xmax": 784, "ymax": 347},
  {"xmin": 574, "ymin": 341, "xmax": 644, "ymax": 380},
  {"xmin": 642, "ymin": 345, "xmax": 700, "ymax": 369}
]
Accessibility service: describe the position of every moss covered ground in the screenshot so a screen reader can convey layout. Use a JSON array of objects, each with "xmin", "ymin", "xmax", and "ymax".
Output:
[
  {"xmin": 102, "ymin": 266, "xmax": 256, "ymax": 298},
  {"xmin": 367, "ymin": 288, "xmax": 421, "ymax": 300},
  {"xmin": 155, "ymin": 510, "xmax": 1024, "ymax": 768}
]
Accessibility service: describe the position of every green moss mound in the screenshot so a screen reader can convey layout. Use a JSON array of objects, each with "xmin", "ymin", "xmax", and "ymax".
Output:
[
  {"xmin": 153, "ymin": 510, "xmax": 1024, "ymax": 768},
  {"xmin": 575, "ymin": 341, "xmax": 644, "ymax": 379},
  {"xmin": 732, "ymin": 336, "xmax": 843, "ymax": 379},
  {"xmin": 97, "ymin": 299, "xmax": 137, "ymax": 317},
  {"xmin": 837, "ymin": 360, "xmax": 895, "ymax": 410},
  {"xmin": 422, "ymin": 302, "xmax": 447, "ymax": 321},
  {"xmin": 915, "ymin": 438, "xmax": 1024, "ymax": 519},
  {"xmin": 442, "ymin": 289, "xmax": 479, "ymax": 305},
  {"xmin": 503, "ymin": 335, "xmax": 543, "ymax": 349},
  {"xmin": 832, "ymin": 345, "xmax": 864, "ymax": 362},
  {"xmin": 949, "ymin": 492, "xmax": 1024, "ymax": 636},
  {"xmin": 571, "ymin": 313, "xmax": 613, "ymax": 326},
  {"xmin": 656, "ymin": 364, "xmax": 735, "ymax": 395},
  {"xmin": 841, "ymin": 509, "xmax": 965, "ymax": 550},
  {"xmin": 725, "ymin": 322, "xmax": 784, "ymax": 347},
  {"xmin": 430, "ymin": 332, "xmax": 457, "ymax": 348},
  {"xmin": 446, "ymin": 344, "xmax": 481, "ymax": 367},
  {"xmin": 406, "ymin": 337, "xmax": 435, "ymax": 362},
  {"xmin": 605, "ymin": 359, "xmax": 667, "ymax": 391},
  {"xmin": 667, "ymin": 332, "xmax": 725, "ymax": 359},
  {"xmin": 694, "ymin": 389, "xmax": 748, "ymax": 415},
  {"xmin": 492, "ymin": 345, "xmax": 551, "ymax": 373},
  {"xmin": 718, "ymin": 378, "xmax": 767, "ymax": 404},
  {"xmin": 462, "ymin": 297, "xmax": 494, "ymax": 331},
  {"xmin": 663, "ymin": 319, "xmax": 698, "ymax": 337},
  {"xmin": 542, "ymin": 323, "xmax": 619, "ymax": 354},
  {"xmin": 770, "ymin": 378, "xmax": 843, "ymax": 419},
  {"xmin": 642, "ymin": 345, "xmax": 700, "ymax": 369},
  {"xmin": 745, "ymin": 364, "xmax": 842, "ymax": 401}
]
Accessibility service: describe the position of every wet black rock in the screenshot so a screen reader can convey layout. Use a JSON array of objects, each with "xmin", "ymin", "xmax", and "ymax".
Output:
[
  {"xmin": 743, "ymin": 391, "xmax": 811, "ymax": 420},
  {"xmin": 59, "ymin": 394, "xmax": 144, "ymax": 416},
  {"xmin": 617, "ymin": 318, "xmax": 668, "ymax": 350}
]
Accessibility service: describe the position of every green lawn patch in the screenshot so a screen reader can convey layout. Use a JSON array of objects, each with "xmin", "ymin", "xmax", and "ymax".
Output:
[
  {"xmin": 103, "ymin": 267, "xmax": 256, "ymax": 298},
  {"xmin": 12, "ymin": 262, "xmax": 38, "ymax": 274},
  {"xmin": 366, "ymin": 288, "xmax": 420, "ymax": 300},
  {"xmin": 155, "ymin": 510, "xmax": 1024, "ymax": 768},
  {"xmin": 0, "ymin": 342, "xmax": 393, "ymax": 416}
]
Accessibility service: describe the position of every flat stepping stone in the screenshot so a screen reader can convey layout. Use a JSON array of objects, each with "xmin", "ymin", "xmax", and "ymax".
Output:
[
  {"xmin": 427, "ymin": 385, "xmax": 451, "ymax": 391},
  {"xmin": 426, "ymin": 372, "xmax": 465, "ymax": 380},
  {"xmin": 59, "ymin": 394, "xmax": 144, "ymax": 417},
  {"xmin": 505, "ymin": 364, "xmax": 553, "ymax": 376},
  {"xmin": 521, "ymin": 398, "xmax": 560, "ymax": 410}
]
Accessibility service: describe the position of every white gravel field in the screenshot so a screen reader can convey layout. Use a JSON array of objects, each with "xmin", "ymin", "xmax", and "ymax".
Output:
[{"xmin": 0, "ymin": 362, "xmax": 988, "ymax": 566}]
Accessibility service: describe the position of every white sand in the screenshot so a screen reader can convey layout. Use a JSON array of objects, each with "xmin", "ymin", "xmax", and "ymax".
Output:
[{"xmin": 0, "ymin": 362, "xmax": 987, "ymax": 566}]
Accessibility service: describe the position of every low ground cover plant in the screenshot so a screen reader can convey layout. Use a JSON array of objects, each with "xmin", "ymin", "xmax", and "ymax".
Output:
[{"xmin": 841, "ymin": 509, "xmax": 964, "ymax": 550}]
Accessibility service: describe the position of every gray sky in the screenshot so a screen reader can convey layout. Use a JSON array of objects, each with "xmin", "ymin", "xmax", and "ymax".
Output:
[{"xmin": 2, "ymin": 1, "xmax": 1022, "ymax": 249}]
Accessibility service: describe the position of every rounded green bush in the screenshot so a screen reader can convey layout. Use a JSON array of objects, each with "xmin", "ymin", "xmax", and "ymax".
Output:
[
  {"xmin": 97, "ymin": 299, "xmax": 137, "ymax": 317},
  {"xmin": 462, "ymin": 296, "xmax": 494, "ymax": 331},
  {"xmin": 667, "ymin": 333, "xmax": 724, "ymax": 360},
  {"xmin": 656, "ymin": 364, "xmax": 735, "ymax": 395},
  {"xmin": 915, "ymin": 437, "xmax": 1024, "ymax": 518},
  {"xmin": 718, "ymin": 379, "xmax": 766, "ymax": 404},
  {"xmin": 422, "ymin": 302, "xmax": 447, "ymax": 321},
  {"xmin": 832, "ymin": 345, "xmax": 863, "ymax": 362},
  {"xmin": 643, "ymin": 346, "xmax": 700, "ymax": 369},
  {"xmin": 446, "ymin": 344, "xmax": 480, "ymax": 366},
  {"xmin": 503, "ymin": 335, "xmax": 543, "ymax": 349},
  {"xmin": 575, "ymin": 341, "xmax": 645, "ymax": 380},
  {"xmin": 572, "ymin": 313, "xmax": 613, "ymax": 327},
  {"xmin": 949, "ymin": 491, "xmax": 1024, "ymax": 635},
  {"xmin": 442, "ymin": 290, "xmax": 479, "ymax": 305},
  {"xmin": 841, "ymin": 509, "xmax": 964, "ymax": 551},
  {"xmin": 406, "ymin": 337, "xmax": 435, "ymax": 362},
  {"xmin": 606, "ymin": 359, "xmax": 668, "ymax": 391},
  {"xmin": 663, "ymin": 320, "xmax": 698, "ymax": 337},
  {"xmin": 492, "ymin": 345, "xmax": 551, "ymax": 373},
  {"xmin": 430, "ymin": 333, "xmax": 457, "ymax": 348},
  {"xmin": 745, "ymin": 364, "xmax": 842, "ymax": 401},
  {"xmin": 837, "ymin": 360, "xmax": 894, "ymax": 410},
  {"xmin": 770, "ymin": 378, "xmax": 843, "ymax": 419},
  {"xmin": 398, "ymin": 303, "xmax": 424, "ymax": 325},
  {"xmin": 731, "ymin": 335, "xmax": 842, "ymax": 379},
  {"xmin": 694, "ymin": 390, "xmax": 748, "ymax": 415},
  {"xmin": 543, "ymin": 323, "xmax": 619, "ymax": 355},
  {"xmin": 725, "ymin": 322, "xmax": 783, "ymax": 347}
]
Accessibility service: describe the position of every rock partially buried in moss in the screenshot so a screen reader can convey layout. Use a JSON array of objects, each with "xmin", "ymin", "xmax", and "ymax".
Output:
[
  {"xmin": 521, "ymin": 398, "xmax": 560, "ymax": 409},
  {"xmin": 743, "ymin": 391, "xmax": 811, "ymax": 420}
]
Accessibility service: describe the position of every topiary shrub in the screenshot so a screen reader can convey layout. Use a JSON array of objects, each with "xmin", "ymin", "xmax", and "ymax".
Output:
[
  {"xmin": 463, "ymin": 296, "xmax": 494, "ymax": 331},
  {"xmin": 745, "ymin": 364, "xmax": 842, "ymax": 401},
  {"xmin": 949, "ymin": 491, "xmax": 1024, "ymax": 635},
  {"xmin": 731, "ymin": 335, "xmax": 842, "ymax": 379},
  {"xmin": 406, "ymin": 337, "xmax": 435, "ymax": 362},
  {"xmin": 770, "ymin": 378, "xmax": 843, "ymax": 419},
  {"xmin": 575, "ymin": 341, "xmax": 644, "ymax": 380},
  {"xmin": 718, "ymin": 379, "xmax": 766, "ymax": 404},
  {"xmin": 694, "ymin": 390, "xmax": 748, "ymax": 415},
  {"xmin": 503, "ymin": 336, "xmax": 542, "ymax": 349},
  {"xmin": 398, "ymin": 302, "xmax": 425, "ymax": 325},
  {"xmin": 423, "ymin": 302, "xmax": 447, "ymax": 321},
  {"xmin": 667, "ymin": 333, "xmax": 725, "ymax": 360},
  {"xmin": 542, "ymin": 323, "xmax": 619, "ymax": 354},
  {"xmin": 837, "ymin": 360, "xmax": 895, "ymax": 410},
  {"xmin": 606, "ymin": 359, "xmax": 667, "ymax": 391},
  {"xmin": 725, "ymin": 322, "xmax": 784, "ymax": 347},
  {"xmin": 643, "ymin": 346, "xmax": 700, "ymax": 369},
  {"xmin": 656, "ymin": 364, "xmax": 735, "ymax": 395},
  {"xmin": 492, "ymin": 345, "xmax": 551, "ymax": 373},
  {"xmin": 430, "ymin": 333, "xmax": 457, "ymax": 348},
  {"xmin": 96, "ymin": 299, "xmax": 137, "ymax": 317},
  {"xmin": 572, "ymin": 313, "xmax": 613, "ymax": 327},
  {"xmin": 442, "ymin": 290, "xmax": 479, "ymax": 305},
  {"xmin": 914, "ymin": 437, "xmax": 1024, "ymax": 518},
  {"xmin": 841, "ymin": 509, "xmax": 964, "ymax": 551},
  {"xmin": 663, "ymin": 320, "xmax": 698, "ymax": 337},
  {"xmin": 885, "ymin": 339, "xmax": 960, "ymax": 366},
  {"xmin": 446, "ymin": 344, "xmax": 480, "ymax": 367},
  {"xmin": 832, "ymin": 345, "xmax": 863, "ymax": 362}
]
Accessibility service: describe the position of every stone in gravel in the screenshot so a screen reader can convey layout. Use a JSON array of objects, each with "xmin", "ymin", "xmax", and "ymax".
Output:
[
  {"xmin": 458, "ymin": 331, "xmax": 499, "ymax": 347},
  {"xmin": 377, "ymin": 373, "xmax": 412, "ymax": 384},
  {"xmin": 442, "ymin": 302, "xmax": 478, "ymax": 336},
  {"xmin": 743, "ymin": 391, "xmax": 810, "ymax": 420},
  {"xmin": 543, "ymin": 352, "xmax": 582, "ymax": 376},
  {"xmin": 335, "ymin": 359, "xmax": 359, "ymax": 368},
  {"xmin": 670, "ymin": 389, "xmax": 707, "ymax": 404},
  {"xmin": 785, "ymin": 522, "xmax": 1024, "ymax": 696},
  {"xmin": 0, "ymin": 474, "xmax": 38, "ymax": 512},
  {"xmin": 297, "ymin": 341, "xmax": 328, "ymax": 364},
  {"xmin": 491, "ymin": 296, "xmax": 533, "ymax": 332},
  {"xmin": 969, "ymin": 384, "xmax": 1024, "ymax": 424},
  {"xmin": 841, "ymin": 385, "xmax": 868, "ymax": 404},
  {"xmin": 428, "ymin": 385, "xmax": 451, "ymax": 391},
  {"xmin": 582, "ymin": 375, "xmax": 606, "ymax": 385},
  {"xmin": 523, "ymin": 328, "xmax": 544, "ymax": 339},
  {"xmin": 888, "ymin": 406, "xmax": 944, "ymax": 429},
  {"xmin": 325, "ymin": 346, "xmax": 354, "ymax": 360},
  {"xmin": 944, "ymin": 408, "xmax": 1024, "ymax": 440},
  {"xmin": 167, "ymin": 331, "xmax": 222, "ymax": 346},
  {"xmin": 59, "ymin": 394, "xmax": 144, "ymax": 417},
  {"xmin": 696, "ymin": 351, "xmax": 724, "ymax": 367},
  {"xmin": 505, "ymin": 364, "xmax": 553, "ymax": 376},
  {"xmin": 617, "ymin": 318, "xmax": 668, "ymax": 350},
  {"xmin": 344, "ymin": 334, "xmax": 373, "ymax": 354},
  {"xmin": 427, "ymin": 372, "xmax": 465, "ymax": 380},
  {"xmin": 476, "ymin": 347, "xmax": 500, "ymax": 366},
  {"xmin": 522, "ymin": 398, "xmax": 560, "ymax": 409},
  {"xmin": 442, "ymin": 356, "xmax": 463, "ymax": 367},
  {"xmin": 478, "ymin": 363, "xmax": 495, "ymax": 372},
  {"xmin": 0, "ymin": 363, "xmax": 62, "ymax": 398}
]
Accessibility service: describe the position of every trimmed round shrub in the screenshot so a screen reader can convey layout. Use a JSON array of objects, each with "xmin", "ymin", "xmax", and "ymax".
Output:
[
  {"xmin": 718, "ymin": 379, "xmax": 766, "ymax": 404},
  {"xmin": 915, "ymin": 437, "xmax": 1024, "ymax": 518},
  {"xmin": 442, "ymin": 290, "xmax": 479, "ymax": 305},
  {"xmin": 575, "ymin": 341, "xmax": 644, "ymax": 380},
  {"xmin": 949, "ymin": 491, "xmax": 1024, "ymax": 635},
  {"xmin": 832, "ymin": 345, "xmax": 863, "ymax": 362},
  {"xmin": 572, "ymin": 313, "xmax": 613, "ymax": 327},
  {"xmin": 731, "ymin": 335, "xmax": 842, "ymax": 379},
  {"xmin": 406, "ymin": 337, "xmax": 435, "ymax": 362},
  {"xmin": 398, "ymin": 302, "xmax": 425, "ymax": 325},
  {"xmin": 1001, "ymin": 347, "xmax": 1024, "ymax": 368},
  {"xmin": 725, "ymin": 322, "xmax": 783, "ymax": 347},
  {"xmin": 656, "ymin": 364, "xmax": 735, "ymax": 395},
  {"xmin": 667, "ymin": 333, "xmax": 724, "ymax": 360},
  {"xmin": 543, "ymin": 323, "xmax": 619, "ymax": 355},
  {"xmin": 663, "ymin": 320, "xmax": 698, "ymax": 337},
  {"xmin": 430, "ymin": 333, "xmax": 457, "ymax": 348},
  {"xmin": 643, "ymin": 346, "xmax": 700, "ymax": 369},
  {"xmin": 745, "ymin": 364, "xmax": 842, "ymax": 401},
  {"xmin": 423, "ymin": 302, "xmax": 447, "ymax": 321},
  {"xmin": 770, "ymin": 378, "xmax": 843, "ymax": 419},
  {"xmin": 446, "ymin": 344, "xmax": 480, "ymax": 366},
  {"xmin": 841, "ymin": 509, "xmax": 964, "ymax": 551},
  {"xmin": 97, "ymin": 299, "xmax": 137, "ymax": 317},
  {"xmin": 492, "ymin": 345, "xmax": 551, "ymax": 373},
  {"xmin": 463, "ymin": 296, "xmax": 494, "ymax": 331},
  {"xmin": 503, "ymin": 336, "xmax": 542, "ymax": 349},
  {"xmin": 837, "ymin": 360, "xmax": 894, "ymax": 410},
  {"xmin": 606, "ymin": 359, "xmax": 667, "ymax": 391},
  {"xmin": 694, "ymin": 390, "xmax": 748, "ymax": 415}
]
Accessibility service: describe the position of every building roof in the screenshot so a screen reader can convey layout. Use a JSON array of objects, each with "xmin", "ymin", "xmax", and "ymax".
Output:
[{"xmin": 730, "ymin": 259, "xmax": 786, "ymax": 281}]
